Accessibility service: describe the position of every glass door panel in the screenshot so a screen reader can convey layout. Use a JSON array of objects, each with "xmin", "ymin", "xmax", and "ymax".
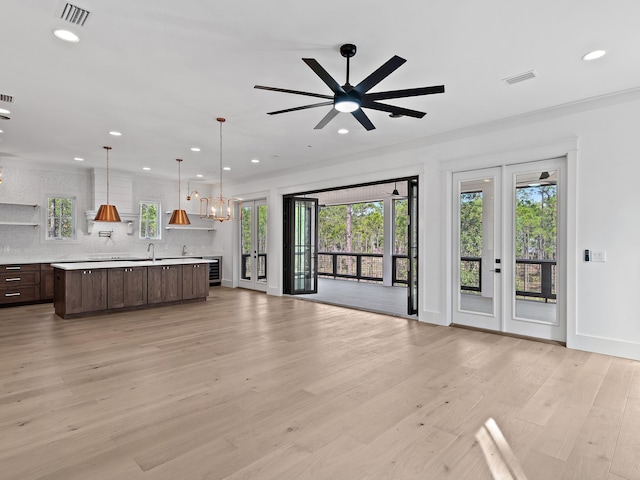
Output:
[
  {"xmin": 241, "ymin": 205, "xmax": 252, "ymax": 281},
  {"xmin": 407, "ymin": 178, "xmax": 418, "ymax": 315},
  {"xmin": 452, "ymin": 168, "xmax": 502, "ymax": 331},
  {"xmin": 239, "ymin": 199, "xmax": 267, "ymax": 292},
  {"xmin": 256, "ymin": 203, "xmax": 268, "ymax": 285},
  {"xmin": 505, "ymin": 160, "xmax": 565, "ymax": 341},
  {"xmin": 292, "ymin": 197, "xmax": 318, "ymax": 294}
]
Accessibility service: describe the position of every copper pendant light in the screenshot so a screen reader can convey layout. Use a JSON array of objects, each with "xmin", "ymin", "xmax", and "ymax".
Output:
[
  {"xmin": 169, "ymin": 158, "xmax": 190, "ymax": 225},
  {"xmin": 94, "ymin": 146, "xmax": 121, "ymax": 222}
]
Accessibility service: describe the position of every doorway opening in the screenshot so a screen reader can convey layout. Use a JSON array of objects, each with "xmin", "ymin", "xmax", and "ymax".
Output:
[{"xmin": 283, "ymin": 176, "xmax": 418, "ymax": 318}]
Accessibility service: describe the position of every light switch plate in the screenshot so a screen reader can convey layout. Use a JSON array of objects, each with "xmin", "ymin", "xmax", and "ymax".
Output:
[{"xmin": 591, "ymin": 250, "xmax": 606, "ymax": 262}]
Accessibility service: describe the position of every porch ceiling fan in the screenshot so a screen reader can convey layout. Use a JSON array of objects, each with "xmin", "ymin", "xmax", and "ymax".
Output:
[{"xmin": 254, "ymin": 44, "xmax": 445, "ymax": 131}]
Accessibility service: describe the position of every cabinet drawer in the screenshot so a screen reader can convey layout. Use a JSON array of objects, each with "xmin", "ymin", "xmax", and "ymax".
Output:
[
  {"xmin": 0, "ymin": 272, "xmax": 40, "ymax": 286},
  {"xmin": 1, "ymin": 264, "xmax": 40, "ymax": 272},
  {"xmin": 0, "ymin": 286, "xmax": 40, "ymax": 304}
]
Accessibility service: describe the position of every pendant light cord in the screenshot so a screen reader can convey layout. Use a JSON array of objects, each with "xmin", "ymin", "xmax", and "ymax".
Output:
[
  {"xmin": 177, "ymin": 159, "xmax": 182, "ymax": 209},
  {"xmin": 219, "ymin": 119, "xmax": 223, "ymax": 197},
  {"xmin": 104, "ymin": 146, "xmax": 112, "ymax": 205}
]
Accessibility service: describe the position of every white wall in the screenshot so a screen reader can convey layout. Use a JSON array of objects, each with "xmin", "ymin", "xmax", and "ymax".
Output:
[
  {"xmin": 226, "ymin": 90, "xmax": 640, "ymax": 361},
  {"xmin": 0, "ymin": 163, "xmax": 217, "ymax": 261}
]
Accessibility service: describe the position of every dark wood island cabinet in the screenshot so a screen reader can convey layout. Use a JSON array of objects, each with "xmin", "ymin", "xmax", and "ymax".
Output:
[
  {"xmin": 107, "ymin": 266, "xmax": 148, "ymax": 309},
  {"xmin": 53, "ymin": 259, "xmax": 211, "ymax": 318}
]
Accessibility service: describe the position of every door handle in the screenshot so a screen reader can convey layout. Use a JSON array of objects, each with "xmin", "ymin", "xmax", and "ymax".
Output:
[{"xmin": 490, "ymin": 268, "xmax": 501, "ymax": 273}]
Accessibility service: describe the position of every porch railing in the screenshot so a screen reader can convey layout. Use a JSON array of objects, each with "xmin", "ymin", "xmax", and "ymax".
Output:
[
  {"xmin": 460, "ymin": 256, "xmax": 556, "ymax": 302},
  {"xmin": 317, "ymin": 252, "xmax": 409, "ymax": 285},
  {"xmin": 241, "ymin": 253, "xmax": 267, "ymax": 280}
]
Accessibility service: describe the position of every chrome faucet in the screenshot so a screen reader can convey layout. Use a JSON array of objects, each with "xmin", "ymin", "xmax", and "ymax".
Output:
[
  {"xmin": 182, "ymin": 245, "xmax": 187, "ymax": 256},
  {"xmin": 147, "ymin": 242, "xmax": 156, "ymax": 263}
]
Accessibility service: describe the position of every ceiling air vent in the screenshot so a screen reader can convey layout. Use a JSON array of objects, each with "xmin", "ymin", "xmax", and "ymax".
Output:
[
  {"xmin": 0, "ymin": 94, "xmax": 13, "ymax": 104},
  {"xmin": 502, "ymin": 70, "xmax": 537, "ymax": 85},
  {"xmin": 58, "ymin": 2, "xmax": 90, "ymax": 26}
]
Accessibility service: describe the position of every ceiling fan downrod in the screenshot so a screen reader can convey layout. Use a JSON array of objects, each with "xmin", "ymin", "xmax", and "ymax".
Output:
[{"xmin": 340, "ymin": 43, "xmax": 357, "ymax": 87}]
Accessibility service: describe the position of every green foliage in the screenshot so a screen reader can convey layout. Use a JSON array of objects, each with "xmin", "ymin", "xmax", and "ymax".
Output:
[
  {"xmin": 241, "ymin": 204, "xmax": 268, "ymax": 255},
  {"xmin": 319, "ymin": 201, "xmax": 388, "ymax": 253},
  {"xmin": 516, "ymin": 185, "xmax": 557, "ymax": 260},
  {"xmin": 47, "ymin": 197, "xmax": 74, "ymax": 239},
  {"xmin": 459, "ymin": 192, "xmax": 483, "ymax": 257},
  {"xmin": 394, "ymin": 199, "xmax": 408, "ymax": 254},
  {"xmin": 140, "ymin": 202, "xmax": 159, "ymax": 239}
]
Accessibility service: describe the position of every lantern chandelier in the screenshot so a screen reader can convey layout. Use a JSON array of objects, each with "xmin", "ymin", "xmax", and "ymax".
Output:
[{"xmin": 200, "ymin": 117, "xmax": 240, "ymax": 222}]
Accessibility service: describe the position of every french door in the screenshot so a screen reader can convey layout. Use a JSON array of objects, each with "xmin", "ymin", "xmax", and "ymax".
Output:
[
  {"xmin": 239, "ymin": 199, "xmax": 268, "ymax": 292},
  {"xmin": 452, "ymin": 158, "xmax": 566, "ymax": 342},
  {"xmin": 283, "ymin": 196, "xmax": 318, "ymax": 294}
]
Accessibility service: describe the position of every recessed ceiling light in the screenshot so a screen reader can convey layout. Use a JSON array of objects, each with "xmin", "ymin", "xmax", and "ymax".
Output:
[
  {"xmin": 190, "ymin": 147, "xmax": 201, "ymax": 152},
  {"xmin": 251, "ymin": 159, "xmax": 260, "ymax": 163},
  {"xmin": 142, "ymin": 167, "xmax": 151, "ymax": 171},
  {"xmin": 73, "ymin": 157, "xmax": 84, "ymax": 162},
  {"xmin": 582, "ymin": 50, "xmax": 606, "ymax": 61},
  {"xmin": 109, "ymin": 131, "xmax": 122, "ymax": 136},
  {"xmin": 338, "ymin": 128, "xmax": 349, "ymax": 134},
  {"xmin": 223, "ymin": 167, "xmax": 231, "ymax": 171},
  {"xmin": 53, "ymin": 29, "xmax": 80, "ymax": 43},
  {"xmin": 0, "ymin": 108, "xmax": 10, "ymax": 115},
  {"xmin": 0, "ymin": 129, "xmax": 4, "ymax": 133},
  {"xmin": 196, "ymin": 174, "xmax": 203, "ymax": 178}
]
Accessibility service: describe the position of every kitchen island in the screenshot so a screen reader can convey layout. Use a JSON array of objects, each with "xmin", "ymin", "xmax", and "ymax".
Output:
[{"xmin": 52, "ymin": 258, "xmax": 211, "ymax": 318}]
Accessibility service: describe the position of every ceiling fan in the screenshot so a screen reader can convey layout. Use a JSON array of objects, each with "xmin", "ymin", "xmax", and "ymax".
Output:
[{"xmin": 255, "ymin": 44, "xmax": 445, "ymax": 131}]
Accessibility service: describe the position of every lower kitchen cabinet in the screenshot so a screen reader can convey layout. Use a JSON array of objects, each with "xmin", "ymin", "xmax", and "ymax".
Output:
[
  {"xmin": 0, "ymin": 264, "xmax": 40, "ymax": 305},
  {"xmin": 54, "ymin": 268, "xmax": 107, "ymax": 316},
  {"xmin": 147, "ymin": 265, "xmax": 183, "ymax": 304},
  {"xmin": 183, "ymin": 263, "xmax": 209, "ymax": 299},
  {"xmin": 53, "ymin": 261, "xmax": 208, "ymax": 318},
  {"xmin": 107, "ymin": 267, "xmax": 147, "ymax": 309},
  {"xmin": 40, "ymin": 264, "xmax": 54, "ymax": 300}
]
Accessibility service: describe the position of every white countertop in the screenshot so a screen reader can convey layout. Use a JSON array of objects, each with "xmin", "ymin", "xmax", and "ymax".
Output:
[
  {"xmin": 1, "ymin": 254, "xmax": 221, "ymax": 265},
  {"xmin": 51, "ymin": 258, "xmax": 215, "ymax": 270}
]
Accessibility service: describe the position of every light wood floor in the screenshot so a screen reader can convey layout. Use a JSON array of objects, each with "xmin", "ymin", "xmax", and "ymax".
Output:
[{"xmin": 1, "ymin": 288, "xmax": 639, "ymax": 480}]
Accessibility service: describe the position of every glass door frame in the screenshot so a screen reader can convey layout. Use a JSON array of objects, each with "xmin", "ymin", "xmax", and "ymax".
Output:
[
  {"xmin": 238, "ymin": 199, "xmax": 268, "ymax": 292},
  {"xmin": 450, "ymin": 158, "xmax": 566, "ymax": 342},
  {"xmin": 503, "ymin": 158, "xmax": 566, "ymax": 341},
  {"xmin": 283, "ymin": 196, "xmax": 318, "ymax": 295},
  {"xmin": 452, "ymin": 167, "xmax": 503, "ymax": 331}
]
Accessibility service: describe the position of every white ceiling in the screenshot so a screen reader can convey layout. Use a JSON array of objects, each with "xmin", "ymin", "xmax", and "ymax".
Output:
[{"xmin": 1, "ymin": 0, "xmax": 639, "ymax": 186}]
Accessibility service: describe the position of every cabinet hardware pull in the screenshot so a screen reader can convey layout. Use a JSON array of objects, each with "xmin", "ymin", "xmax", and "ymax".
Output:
[
  {"xmin": 6, "ymin": 266, "xmax": 20, "ymax": 270},
  {"xmin": 5, "ymin": 278, "xmax": 20, "ymax": 282},
  {"xmin": 5, "ymin": 293, "xmax": 20, "ymax": 297}
]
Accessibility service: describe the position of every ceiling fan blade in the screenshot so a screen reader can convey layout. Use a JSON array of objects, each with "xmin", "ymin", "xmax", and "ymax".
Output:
[
  {"xmin": 353, "ymin": 55, "xmax": 406, "ymax": 95},
  {"xmin": 365, "ymin": 85, "xmax": 445, "ymax": 101},
  {"xmin": 302, "ymin": 58, "xmax": 345, "ymax": 95},
  {"xmin": 314, "ymin": 108, "xmax": 340, "ymax": 130},
  {"xmin": 351, "ymin": 109, "xmax": 375, "ymax": 131},
  {"xmin": 360, "ymin": 100, "xmax": 426, "ymax": 119},
  {"xmin": 267, "ymin": 101, "xmax": 334, "ymax": 115},
  {"xmin": 254, "ymin": 85, "xmax": 333, "ymax": 100}
]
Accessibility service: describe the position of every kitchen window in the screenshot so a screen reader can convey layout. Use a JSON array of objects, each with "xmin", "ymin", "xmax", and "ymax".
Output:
[
  {"xmin": 139, "ymin": 201, "xmax": 160, "ymax": 239},
  {"xmin": 46, "ymin": 196, "xmax": 76, "ymax": 240}
]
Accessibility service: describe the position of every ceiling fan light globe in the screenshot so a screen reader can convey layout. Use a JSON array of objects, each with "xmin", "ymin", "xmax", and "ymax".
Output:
[{"xmin": 334, "ymin": 99, "xmax": 360, "ymax": 113}]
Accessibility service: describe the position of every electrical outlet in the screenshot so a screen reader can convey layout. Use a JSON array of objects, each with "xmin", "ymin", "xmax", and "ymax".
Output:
[
  {"xmin": 591, "ymin": 250, "xmax": 606, "ymax": 262},
  {"xmin": 3, "ymin": 246, "xmax": 8, "ymax": 253}
]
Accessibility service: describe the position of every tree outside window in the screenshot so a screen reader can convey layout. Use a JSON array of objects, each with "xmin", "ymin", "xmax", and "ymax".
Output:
[
  {"xmin": 139, "ymin": 201, "xmax": 160, "ymax": 239},
  {"xmin": 46, "ymin": 196, "xmax": 75, "ymax": 240}
]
